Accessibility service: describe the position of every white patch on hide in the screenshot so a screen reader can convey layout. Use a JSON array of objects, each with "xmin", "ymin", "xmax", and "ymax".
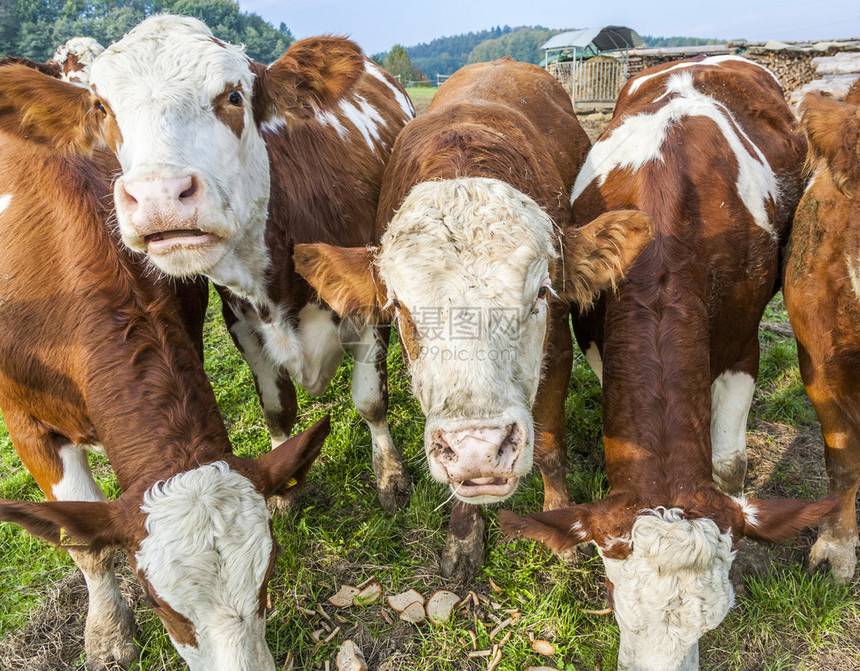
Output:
[
  {"xmin": 847, "ymin": 253, "xmax": 860, "ymax": 303},
  {"xmin": 572, "ymin": 71, "xmax": 779, "ymax": 240},
  {"xmin": 583, "ymin": 342, "xmax": 603, "ymax": 386},
  {"xmin": 731, "ymin": 496, "xmax": 759, "ymax": 528},
  {"xmin": 0, "ymin": 194, "xmax": 11, "ymax": 216},
  {"xmin": 364, "ymin": 61, "xmax": 414, "ymax": 120},
  {"xmin": 52, "ymin": 445, "xmax": 106, "ymax": 502},
  {"xmin": 627, "ymin": 54, "xmax": 780, "ymax": 95},
  {"xmin": 339, "ymin": 95, "xmax": 384, "ymax": 153},
  {"xmin": 316, "ymin": 110, "xmax": 348, "ymax": 139},
  {"xmin": 136, "ymin": 462, "xmax": 275, "ymax": 671},
  {"xmin": 600, "ymin": 508, "xmax": 736, "ymax": 671},
  {"xmin": 710, "ymin": 370, "xmax": 755, "ymax": 495}
]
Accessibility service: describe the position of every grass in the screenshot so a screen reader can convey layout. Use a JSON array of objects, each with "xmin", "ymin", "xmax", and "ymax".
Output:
[{"xmin": 0, "ymin": 288, "xmax": 858, "ymax": 670}]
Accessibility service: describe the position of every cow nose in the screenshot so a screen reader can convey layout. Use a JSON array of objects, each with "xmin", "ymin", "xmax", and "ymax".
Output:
[
  {"xmin": 432, "ymin": 424, "xmax": 523, "ymax": 475},
  {"xmin": 115, "ymin": 175, "xmax": 201, "ymax": 224}
]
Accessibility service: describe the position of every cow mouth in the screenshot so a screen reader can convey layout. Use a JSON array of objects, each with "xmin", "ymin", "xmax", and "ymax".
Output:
[
  {"xmin": 454, "ymin": 476, "xmax": 519, "ymax": 499},
  {"xmin": 144, "ymin": 229, "xmax": 221, "ymax": 250}
]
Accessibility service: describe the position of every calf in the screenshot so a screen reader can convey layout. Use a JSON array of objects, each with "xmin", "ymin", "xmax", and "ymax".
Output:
[
  {"xmin": 0, "ymin": 130, "xmax": 329, "ymax": 670},
  {"xmin": 784, "ymin": 82, "xmax": 860, "ymax": 584},
  {"xmin": 0, "ymin": 14, "xmax": 413, "ymax": 511},
  {"xmin": 0, "ymin": 36, "xmax": 104, "ymax": 85},
  {"xmin": 501, "ymin": 56, "xmax": 834, "ymax": 670},
  {"xmin": 294, "ymin": 58, "xmax": 653, "ymax": 578}
]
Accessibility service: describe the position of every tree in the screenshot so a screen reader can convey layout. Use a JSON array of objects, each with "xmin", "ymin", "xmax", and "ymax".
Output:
[
  {"xmin": 0, "ymin": 0, "xmax": 294, "ymax": 63},
  {"xmin": 383, "ymin": 43, "xmax": 422, "ymax": 82}
]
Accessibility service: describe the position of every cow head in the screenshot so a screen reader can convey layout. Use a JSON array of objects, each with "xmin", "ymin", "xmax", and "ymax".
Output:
[
  {"xmin": 501, "ymin": 490, "xmax": 838, "ymax": 670},
  {"xmin": 0, "ymin": 14, "xmax": 368, "ymax": 300},
  {"xmin": 801, "ymin": 88, "xmax": 860, "ymax": 197},
  {"xmin": 0, "ymin": 416, "xmax": 330, "ymax": 671},
  {"xmin": 51, "ymin": 37, "xmax": 105, "ymax": 86},
  {"xmin": 295, "ymin": 178, "xmax": 653, "ymax": 503}
]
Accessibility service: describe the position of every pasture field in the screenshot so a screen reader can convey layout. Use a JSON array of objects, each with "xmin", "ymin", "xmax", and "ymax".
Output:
[{"xmin": 0, "ymin": 287, "xmax": 858, "ymax": 671}]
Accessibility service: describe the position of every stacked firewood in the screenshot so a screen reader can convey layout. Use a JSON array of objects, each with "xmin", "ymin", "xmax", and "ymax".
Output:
[{"xmin": 787, "ymin": 51, "xmax": 860, "ymax": 111}]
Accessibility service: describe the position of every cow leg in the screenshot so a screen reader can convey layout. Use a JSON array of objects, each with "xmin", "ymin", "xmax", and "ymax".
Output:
[
  {"xmin": 7, "ymin": 417, "xmax": 136, "ymax": 669},
  {"xmin": 533, "ymin": 304, "xmax": 574, "ymax": 511},
  {"xmin": 350, "ymin": 322, "xmax": 410, "ymax": 512},
  {"xmin": 800, "ymin": 348, "xmax": 860, "ymax": 583},
  {"xmin": 441, "ymin": 500, "xmax": 485, "ymax": 582},
  {"xmin": 218, "ymin": 289, "xmax": 298, "ymax": 445},
  {"xmin": 710, "ymin": 346, "xmax": 758, "ymax": 497}
]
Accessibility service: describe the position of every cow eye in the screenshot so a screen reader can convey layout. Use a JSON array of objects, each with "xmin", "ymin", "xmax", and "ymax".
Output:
[
  {"xmin": 537, "ymin": 286, "xmax": 548, "ymax": 299},
  {"xmin": 94, "ymin": 100, "xmax": 106, "ymax": 114},
  {"xmin": 391, "ymin": 298, "xmax": 401, "ymax": 310},
  {"xmin": 228, "ymin": 91, "xmax": 242, "ymax": 106}
]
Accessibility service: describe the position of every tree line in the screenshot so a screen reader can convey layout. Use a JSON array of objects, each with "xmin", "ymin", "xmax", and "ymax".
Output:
[
  {"xmin": 377, "ymin": 28, "xmax": 726, "ymax": 82},
  {"xmin": 0, "ymin": 0, "xmax": 294, "ymax": 64}
]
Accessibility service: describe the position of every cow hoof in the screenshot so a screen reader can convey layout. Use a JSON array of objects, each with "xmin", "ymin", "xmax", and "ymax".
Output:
[
  {"xmin": 268, "ymin": 485, "xmax": 304, "ymax": 513},
  {"xmin": 441, "ymin": 535, "xmax": 484, "ymax": 582},
  {"xmin": 84, "ymin": 604, "xmax": 138, "ymax": 670},
  {"xmin": 808, "ymin": 537, "xmax": 858, "ymax": 585},
  {"xmin": 556, "ymin": 542, "xmax": 593, "ymax": 566},
  {"xmin": 377, "ymin": 471, "xmax": 412, "ymax": 512}
]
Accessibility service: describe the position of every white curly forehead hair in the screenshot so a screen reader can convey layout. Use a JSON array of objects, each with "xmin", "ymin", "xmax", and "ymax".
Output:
[{"xmin": 378, "ymin": 177, "xmax": 558, "ymax": 303}]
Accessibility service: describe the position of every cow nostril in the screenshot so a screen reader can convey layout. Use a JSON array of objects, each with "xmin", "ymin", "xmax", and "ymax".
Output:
[
  {"xmin": 179, "ymin": 176, "xmax": 198, "ymax": 201},
  {"xmin": 433, "ymin": 433, "xmax": 456, "ymax": 462},
  {"xmin": 498, "ymin": 424, "xmax": 519, "ymax": 456},
  {"xmin": 117, "ymin": 182, "xmax": 138, "ymax": 208}
]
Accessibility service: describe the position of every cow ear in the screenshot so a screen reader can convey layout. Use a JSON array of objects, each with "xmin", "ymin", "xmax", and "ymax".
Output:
[
  {"xmin": 499, "ymin": 506, "xmax": 595, "ymax": 553},
  {"xmin": 254, "ymin": 37, "xmax": 365, "ymax": 124},
  {"xmin": 801, "ymin": 91, "xmax": 860, "ymax": 196},
  {"xmin": 0, "ymin": 499, "xmax": 130, "ymax": 552},
  {"xmin": 255, "ymin": 415, "xmax": 331, "ymax": 498},
  {"xmin": 0, "ymin": 64, "xmax": 99, "ymax": 152},
  {"xmin": 294, "ymin": 243, "xmax": 390, "ymax": 320},
  {"xmin": 735, "ymin": 495, "xmax": 840, "ymax": 543},
  {"xmin": 561, "ymin": 209, "xmax": 654, "ymax": 308}
]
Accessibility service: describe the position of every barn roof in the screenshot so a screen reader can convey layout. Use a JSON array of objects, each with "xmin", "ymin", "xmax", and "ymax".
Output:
[{"xmin": 540, "ymin": 26, "xmax": 645, "ymax": 52}]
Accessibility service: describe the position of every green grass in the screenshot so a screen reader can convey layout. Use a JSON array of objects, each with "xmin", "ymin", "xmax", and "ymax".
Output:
[
  {"xmin": 0, "ymin": 289, "xmax": 858, "ymax": 670},
  {"xmin": 405, "ymin": 86, "xmax": 438, "ymax": 99}
]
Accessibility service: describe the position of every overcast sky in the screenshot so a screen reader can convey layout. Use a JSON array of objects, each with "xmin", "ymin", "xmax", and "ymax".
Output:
[{"xmin": 238, "ymin": 0, "xmax": 860, "ymax": 57}]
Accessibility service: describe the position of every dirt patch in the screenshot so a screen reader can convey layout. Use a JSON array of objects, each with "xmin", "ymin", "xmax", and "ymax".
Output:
[
  {"xmin": 0, "ymin": 555, "xmax": 142, "ymax": 671},
  {"xmin": 575, "ymin": 108, "xmax": 613, "ymax": 143}
]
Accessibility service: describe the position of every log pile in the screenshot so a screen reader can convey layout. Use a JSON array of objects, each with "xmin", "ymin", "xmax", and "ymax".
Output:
[{"xmin": 786, "ymin": 51, "xmax": 860, "ymax": 110}]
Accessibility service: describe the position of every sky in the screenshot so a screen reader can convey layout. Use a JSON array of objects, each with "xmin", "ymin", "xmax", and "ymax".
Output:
[{"xmin": 238, "ymin": 0, "xmax": 860, "ymax": 58}]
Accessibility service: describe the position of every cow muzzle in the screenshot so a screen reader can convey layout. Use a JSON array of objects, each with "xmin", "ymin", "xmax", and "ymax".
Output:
[
  {"xmin": 429, "ymin": 423, "xmax": 527, "ymax": 502},
  {"xmin": 115, "ymin": 175, "xmax": 222, "ymax": 253}
]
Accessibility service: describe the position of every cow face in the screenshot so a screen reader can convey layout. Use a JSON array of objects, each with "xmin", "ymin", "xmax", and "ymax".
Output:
[
  {"xmin": 0, "ymin": 416, "xmax": 329, "ymax": 671},
  {"xmin": 375, "ymin": 179, "xmax": 555, "ymax": 503},
  {"xmin": 501, "ymin": 492, "xmax": 837, "ymax": 671},
  {"xmin": 87, "ymin": 15, "xmax": 271, "ymax": 286},
  {"xmin": 294, "ymin": 180, "xmax": 654, "ymax": 504}
]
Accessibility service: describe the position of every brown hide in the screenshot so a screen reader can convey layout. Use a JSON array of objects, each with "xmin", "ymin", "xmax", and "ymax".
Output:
[
  {"xmin": 784, "ymin": 91, "xmax": 860, "ymax": 580},
  {"xmin": 376, "ymin": 58, "xmax": 588, "ymax": 247}
]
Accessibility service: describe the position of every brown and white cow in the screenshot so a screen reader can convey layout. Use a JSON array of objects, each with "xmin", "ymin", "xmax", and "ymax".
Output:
[
  {"xmin": 0, "ymin": 36, "xmax": 104, "ymax": 86},
  {"xmin": 784, "ymin": 82, "xmax": 860, "ymax": 584},
  {"xmin": 501, "ymin": 56, "xmax": 836, "ymax": 670},
  {"xmin": 293, "ymin": 58, "xmax": 654, "ymax": 578},
  {"xmin": 0, "ymin": 14, "xmax": 413, "ymax": 511},
  {"xmin": 0, "ymin": 130, "xmax": 329, "ymax": 669}
]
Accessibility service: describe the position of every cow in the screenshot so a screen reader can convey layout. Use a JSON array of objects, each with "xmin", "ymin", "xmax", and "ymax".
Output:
[
  {"xmin": 0, "ymin": 128, "xmax": 329, "ymax": 670},
  {"xmin": 500, "ymin": 55, "xmax": 837, "ymax": 670},
  {"xmin": 0, "ymin": 14, "xmax": 414, "ymax": 512},
  {"xmin": 0, "ymin": 36, "xmax": 104, "ymax": 86},
  {"xmin": 292, "ymin": 58, "xmax": 654, "ymax": 578},
  {"xmin": 784, "ymin": 81, "xmax": 860, "ymax": 585}
]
